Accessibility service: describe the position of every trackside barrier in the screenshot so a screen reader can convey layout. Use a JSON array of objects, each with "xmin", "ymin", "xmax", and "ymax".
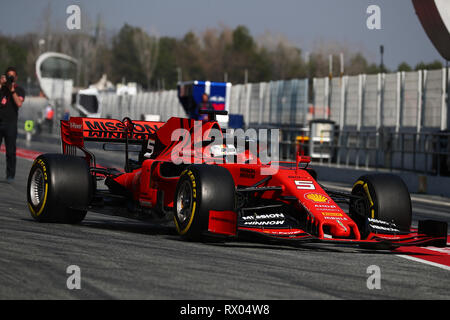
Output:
[
  {"xmin": 20, "ymin": 67, "xmax": 449, "ymax": 179},
  {"xmin": 313, "ymin": 68, "xmax": 449, "ymax": 132},
  {"xmin": 96, "ymin": 79, "xmax": 310, "ymax": 128},
  {"xmin": 253, "ymin": 125, "xmax": 450, "ymax": 177}
]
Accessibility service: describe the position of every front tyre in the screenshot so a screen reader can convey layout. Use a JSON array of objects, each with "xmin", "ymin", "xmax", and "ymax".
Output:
[
  {"xmin": 173, "ymin": 165, "xmax": 236, "ymax": 241},
  {"xmin": 27, "ymin": 154, "xmax": 93, "ymax": 224},
  {"xmin": 350, "ymin": 174, "xmax": 412, "ymax": 236}
]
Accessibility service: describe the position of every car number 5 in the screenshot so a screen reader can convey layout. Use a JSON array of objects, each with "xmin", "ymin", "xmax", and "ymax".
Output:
[{"xmin": 295, "ymin": 180, "xmax": 315, "ymax": 190}]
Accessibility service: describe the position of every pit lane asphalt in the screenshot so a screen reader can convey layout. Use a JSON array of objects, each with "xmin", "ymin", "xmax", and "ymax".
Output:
[{"xmin": 0, "ymin": 134, "xmax": 449, "ymax": 299}]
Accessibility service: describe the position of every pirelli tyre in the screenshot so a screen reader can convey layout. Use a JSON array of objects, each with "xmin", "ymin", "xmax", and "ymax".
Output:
[
  {"xmin": 350, "ymin": 174, "xmax": 412, "ymax": 236},
  {"xmin": 173, "ymin": 164, "xmax": 236, "ymax": 241},
  {"xmin": 27, "ymin": 154, "xmax": 93, "ymax": 224}
]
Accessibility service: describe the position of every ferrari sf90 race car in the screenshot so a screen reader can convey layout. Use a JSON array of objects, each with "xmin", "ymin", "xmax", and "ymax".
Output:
[{"xmin": 27, "ymin": 111, "xmax": 448, "ymax": 249}]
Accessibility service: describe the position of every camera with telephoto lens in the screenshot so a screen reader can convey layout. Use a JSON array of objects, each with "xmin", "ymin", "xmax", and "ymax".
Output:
[{"xmin": 5, "ymin": 75, "xmax": 15, "ymax": 86}]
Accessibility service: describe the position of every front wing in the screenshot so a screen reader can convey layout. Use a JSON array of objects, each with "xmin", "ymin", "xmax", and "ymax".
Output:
[{"xmin": 236, "ymin": 220, "xmax": 448, "ymax": 250}]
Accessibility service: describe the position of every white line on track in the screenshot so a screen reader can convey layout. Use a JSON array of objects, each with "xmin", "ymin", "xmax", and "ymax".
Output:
[{"xmin": 396, "ymin": 254, "xmax": 450, "ymax": 271}]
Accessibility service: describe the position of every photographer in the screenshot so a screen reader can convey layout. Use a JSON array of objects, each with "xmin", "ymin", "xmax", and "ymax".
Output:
[{"xmin": 0, "ymin": 67, "xmax": 25, "ymax": 183}]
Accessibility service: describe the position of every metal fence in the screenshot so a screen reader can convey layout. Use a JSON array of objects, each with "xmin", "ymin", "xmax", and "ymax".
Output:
[
  {"xmin": 313, "ymin": 68, "xmax": 449, "ymax": 132},
  {"xmin": 294, "ymin": 67, "xmax": 450, "ymax": 176},
  {"xmin": 272, "ymin": 127, "xmax": 450, "ymax": 176},
  {"xmin": 20, "ymin": 69, "xmax": 450, "ymax": 176},
  {"xmin": 97, "ymin": 78, "xmax": 310, "ymax": 127},
  {"xmin": 229, "ymin": 79, "xmax": 309, "ymax": 126},
  {"xmin": 99, "ymin": 90, "xmax": 185, "ymax": 121},
  {"xmin": 320, "ymin": 130, "xmax": 450, "ymax": 176},
  {"xmin": 21, "ymin": 68, "xmax": 448, "ymax": 133}
]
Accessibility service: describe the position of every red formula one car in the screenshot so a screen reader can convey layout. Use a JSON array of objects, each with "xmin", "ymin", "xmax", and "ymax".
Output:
[{"xmin": 27, "ymin": 111, "xmax": 448, "ymax": 249}]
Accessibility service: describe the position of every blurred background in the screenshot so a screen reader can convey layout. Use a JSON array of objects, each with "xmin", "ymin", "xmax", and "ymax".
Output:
[
  {"xmin": 0, "ymin": 0, "xmax": 444, "ymax": 90},
  {"xmin": 1, "ymin": 0, "xmax": 450, "ymax": 182}
]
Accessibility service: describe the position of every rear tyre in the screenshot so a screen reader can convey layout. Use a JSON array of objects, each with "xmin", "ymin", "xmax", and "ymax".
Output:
[
  {"xmin": 173, "ymin": 165, "xmax": 235, "ymax": 241},
  {"xmin": 27, "ymin": 154, "xmax": 93, "ymax": 224},
  {"xmin": 350, "ymin": 174, "xmax": 412, "ymax": 236}
]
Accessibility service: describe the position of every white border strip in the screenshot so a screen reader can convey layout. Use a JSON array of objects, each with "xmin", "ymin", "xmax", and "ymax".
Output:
[{"xmin": 396, "ymin": 254, "xmax": 450, "ymax": 271}]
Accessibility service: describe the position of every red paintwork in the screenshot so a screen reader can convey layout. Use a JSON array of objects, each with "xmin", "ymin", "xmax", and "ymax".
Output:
[
  {"xmin": 59, "ymin": 116, "xmax": 447, "ymax": 248},
  {"xmin": 208, "ymin": 210, "xmax": 237, "ymax": 236}
]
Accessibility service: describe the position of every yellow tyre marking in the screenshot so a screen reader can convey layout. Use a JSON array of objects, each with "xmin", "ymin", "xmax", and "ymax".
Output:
[
  {"xmin": 174, "ymin": 170, "xmax": 197, "ymax": 235},
  {"xmin": 28, "ymin": 203, "xmax": 35, "ymax": 215},
  {"xmin": 178, "ymin": 201, "xmax": 196, "ymax": 235},
  {"xmin": 352, "ymin": 180, "xmax": 364, "ymax": 189},
  {"xmin": 34, "ymin": 183, "xmax": 49, "ymax": 217},
  {"xmin": 28, "ymin": 160, "xmax": 49, "ymax": 217},
  {"xmin": 354, "ymin": 180, "xmax": 375, "ymax": 219}
]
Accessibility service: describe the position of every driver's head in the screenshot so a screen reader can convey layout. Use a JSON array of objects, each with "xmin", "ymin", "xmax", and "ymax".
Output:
[{"xmin": 5, "ymin": 67, "xmax": 18, "ymax": 81}]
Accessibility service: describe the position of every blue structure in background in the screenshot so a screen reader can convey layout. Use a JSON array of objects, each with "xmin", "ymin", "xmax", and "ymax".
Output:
[
  {"xmin": 177, "ymin": 81, "xmax": 234, "ymax": 123},
  {"xmin": 228, "ymin": 114, "xmax": 244, "ymax": 129}
]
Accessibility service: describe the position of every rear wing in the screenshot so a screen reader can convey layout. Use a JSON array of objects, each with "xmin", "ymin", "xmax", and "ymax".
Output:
[{"xmin": 60, "ymin": 117, "xmax": 165, "ymax": 164}]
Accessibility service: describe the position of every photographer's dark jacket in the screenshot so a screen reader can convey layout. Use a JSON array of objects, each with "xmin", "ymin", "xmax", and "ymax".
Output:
[{"xmin": 0, "ymin": 85, "xmax": 25, "ymax": 124}]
